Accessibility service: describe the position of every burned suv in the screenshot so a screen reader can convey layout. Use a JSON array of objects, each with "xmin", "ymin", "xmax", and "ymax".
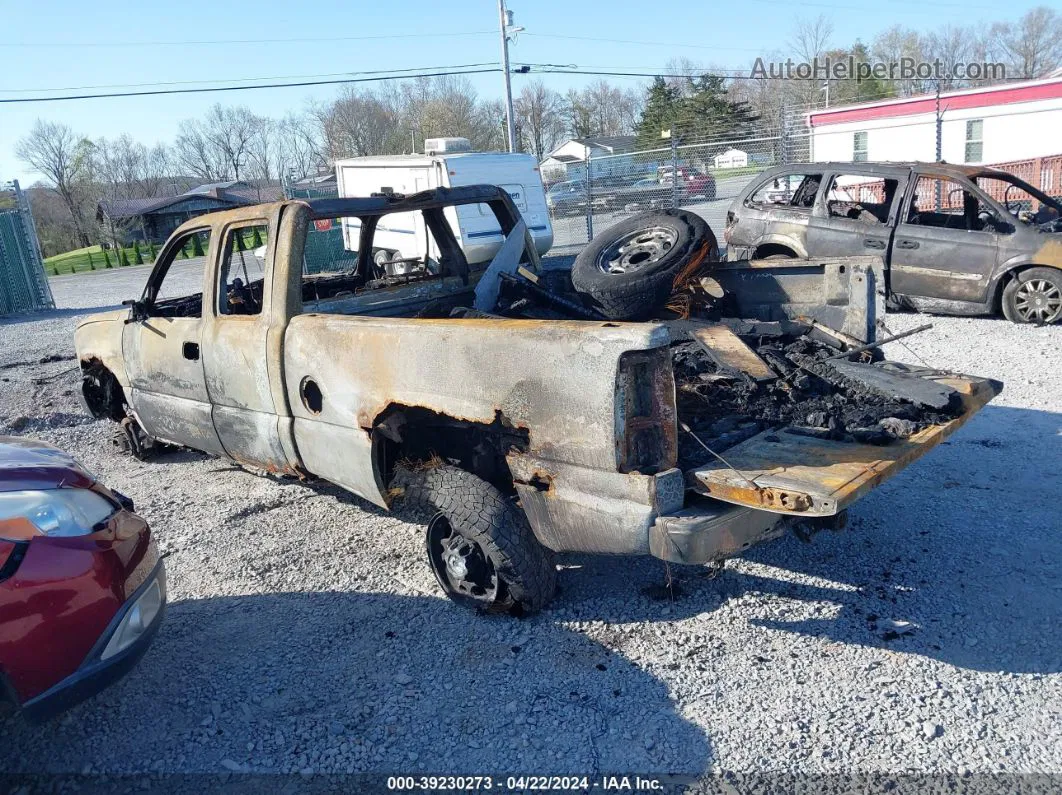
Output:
[{"xmin": 725, "ymin": 162, "xmax": 1062, "ymax": 324}]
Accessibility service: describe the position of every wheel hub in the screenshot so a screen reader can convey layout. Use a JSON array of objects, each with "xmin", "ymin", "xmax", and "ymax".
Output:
[
  {"xmin": 1015, "ymin": 279, "xmax": 1062, "ymax": 323},
  {"xmin": 598, "ymin": 226, "xmax": 678, "ymax": 274},
  {"xmin": 426, "ymin": 514, "xmax": 500, "ymax": 606}
]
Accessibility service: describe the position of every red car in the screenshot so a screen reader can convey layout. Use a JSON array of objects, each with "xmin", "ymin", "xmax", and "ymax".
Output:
[{"xmin": 0, "ymin": 437, "xmax": 165, "ymax": 721}]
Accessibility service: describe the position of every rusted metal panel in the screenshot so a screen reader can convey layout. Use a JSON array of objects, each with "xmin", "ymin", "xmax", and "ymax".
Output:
[
  {"xmin": 508, "ymin": 453, "xmax": 684, "ymax": 554},
  {"xmin": 710, "ymin": 256, "xmax": 885, "ymax": 343},
  {"xmin": 74, "ymin": 310, "xmax": 131, "ymax": 387},
  {"xmin": 688, "ymin": 323, "xmax": 775, "ymax": 380},
  {"xmin": 283, "ymin": 314, "xmax": 671, "ymax": 474},
  {"xmin": 691, "ymin": 373, "xmax": 1002, "ymax": 517},
  {"xmin": 291, "ymin": 417, "xmax": 387, "ymax": 508}
]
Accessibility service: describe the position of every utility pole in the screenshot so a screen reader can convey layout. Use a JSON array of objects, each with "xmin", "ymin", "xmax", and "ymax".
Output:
[{"xmin": 497, "ymin": 0, "xmax": 521, "ymax": 153}]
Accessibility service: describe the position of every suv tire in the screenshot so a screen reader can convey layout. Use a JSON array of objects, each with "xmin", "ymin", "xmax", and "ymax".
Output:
[{"xmin": 1002, "ymin": 267, "xmax": 1062, "ymax": 324}]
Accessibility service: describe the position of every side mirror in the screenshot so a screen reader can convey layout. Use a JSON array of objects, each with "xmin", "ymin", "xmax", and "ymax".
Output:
[{"xmin": 122, "ymin": 299, "xmax": 147, "ymax": 324}]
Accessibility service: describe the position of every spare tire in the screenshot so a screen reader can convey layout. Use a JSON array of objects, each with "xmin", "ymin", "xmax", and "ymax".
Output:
[{"xmin": 571, "ymin": 209, "xmax": 716, "ymax": 320}]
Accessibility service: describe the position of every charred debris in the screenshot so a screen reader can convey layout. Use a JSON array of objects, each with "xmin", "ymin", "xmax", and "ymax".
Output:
[{"xmin": 458, "ymin": 263, "xmax": 961, "ymax": 470}]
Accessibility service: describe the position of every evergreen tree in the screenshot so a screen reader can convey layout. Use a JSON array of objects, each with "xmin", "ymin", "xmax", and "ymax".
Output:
[
  {"xmin": 179, "ymin": 242, "xmax": 189, "ymax": 260},
  {"xmin": 101, "ymin": 248, "xmax": 111, "ymax": 268},
  {"xmin": 251, "ymin": 226, "xmax": 263, "ymax": 247},
  {"xmin": 133, "ymin": 240, "xmax": 144, "ymax": 265},
  {"xmin": 635, "ymin": 77, "xmax": 682, "ymax": 150},
  {"xmin": 87, "ymin": 251, "xmax": 95, "ymax": 270},
  {"xmin": 119, "ymin": 249, "xmax": 129, "ymax": 267},
  {"xmin": 192, "ymin": 233, "xmax": 204, "ymax": 257},
  {"xmin": 149, "ymin": 241, "xmax": 158, "ymax": 260}
]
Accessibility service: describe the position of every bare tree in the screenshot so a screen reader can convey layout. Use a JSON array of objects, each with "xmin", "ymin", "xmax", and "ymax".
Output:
[
  {"xmin": 992, "ymin": 6, "xmax": 1062, "ymax": 79},
  {"xmin": 790, "ymin": 15, "xmax": 834, "ymax": 107},
  {"xmin": 514, "ymin": 80, "xmax": 564, "ymax": 159},
  {"xmin": 872, "ymin": 25, "xmax": 928, "ymax": 96},
  {"xmin": 174, "ymin": 104, "xmax": 261, "ymax": 182},
  {"xmin": 15, "ymin": 120, "xmax": 95, "ymax": 246}
]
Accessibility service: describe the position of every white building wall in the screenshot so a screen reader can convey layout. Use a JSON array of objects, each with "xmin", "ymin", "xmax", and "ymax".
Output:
[{"xmin": 811, "ymin": 99, "xmax": 1062, "ymax": 165}]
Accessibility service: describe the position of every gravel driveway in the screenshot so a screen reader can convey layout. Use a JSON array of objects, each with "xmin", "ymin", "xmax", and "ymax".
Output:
[{"xmin": 1, "ymin": 263, "xmax": 1060, "ymax": 791}]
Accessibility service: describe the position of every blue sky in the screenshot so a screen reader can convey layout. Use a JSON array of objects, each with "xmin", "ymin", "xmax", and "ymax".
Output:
[{"xmin": 0, "ymin": 0, "xmax": 1043, "ymax": 184}]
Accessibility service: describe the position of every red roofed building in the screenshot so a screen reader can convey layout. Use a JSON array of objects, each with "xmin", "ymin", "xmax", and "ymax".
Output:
[{"xmin": 807, "ymin": 75, "xmax": 1062, "ymax": 179}]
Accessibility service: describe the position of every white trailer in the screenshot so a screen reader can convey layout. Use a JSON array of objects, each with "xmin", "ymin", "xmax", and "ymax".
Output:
[{"xmin": 335, "ymin": 141, "xmax": 553, "ymax": 266}]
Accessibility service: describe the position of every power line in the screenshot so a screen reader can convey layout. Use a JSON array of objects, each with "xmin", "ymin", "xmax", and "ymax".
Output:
[
  {"xmin": 523, "ymin": 33, "xmax": 764, "ymax": 53},
  {"xmin": 0, "ymin": 31, "xmax": 495, "ymax": 48},
  {"xmin": 0, "ymin": 63, "xmax": 502, "ymax": 95},
  {"xmin": 0, "ymin": 67, "xmax": 503, "ymax": 104}
]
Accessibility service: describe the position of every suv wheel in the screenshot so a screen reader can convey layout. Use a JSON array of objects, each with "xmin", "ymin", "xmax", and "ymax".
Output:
[{"xmin": 1002, "ymin": 267, "xmax": 1062, "ymax": 324}]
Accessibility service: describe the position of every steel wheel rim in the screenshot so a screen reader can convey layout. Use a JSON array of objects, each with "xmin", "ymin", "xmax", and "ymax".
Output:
[
  {"xmin": 597, "ymin": 226, "xmax": 678, "ymax": 274},
  {"xmin": 1015, "ymin": 279, "xmax": 1062, "ymax": 323},
  {"xmin": 426, "ymin": 513, "xmax": 500, "ymax": 607}
]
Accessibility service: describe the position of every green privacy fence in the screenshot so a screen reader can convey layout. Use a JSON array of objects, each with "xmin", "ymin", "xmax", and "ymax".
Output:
[{"xmin": 0, "ymin": 181, "xmax": 55, "ymax": 316}]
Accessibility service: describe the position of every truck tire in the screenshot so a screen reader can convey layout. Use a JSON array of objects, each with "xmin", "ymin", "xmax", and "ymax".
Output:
[
  {"xmin": 397, "ymin": 465, "xmax": 557, "ymax": 615},
  {"xmin": 571, "ymin": 209, "xmax": 715, "ymax": 320},
  {"xmin": 1001, "ymin": 267, "xmax": 1062, "ymax": 324}
]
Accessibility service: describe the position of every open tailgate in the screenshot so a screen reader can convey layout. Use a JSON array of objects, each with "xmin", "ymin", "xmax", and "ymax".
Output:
[{"xmin": 689, "ymin": 370, "xmax": 1002, "ymax": 517}]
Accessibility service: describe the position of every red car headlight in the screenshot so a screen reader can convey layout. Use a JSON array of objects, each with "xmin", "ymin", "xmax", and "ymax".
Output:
[{"xmin": 0, "ymin": 489, "xmax": 116, "ymax": 537}]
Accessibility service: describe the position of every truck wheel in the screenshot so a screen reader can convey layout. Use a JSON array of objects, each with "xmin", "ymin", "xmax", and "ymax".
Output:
[
  {"xmin": 399, "ymin": 465, "xmax": 557, "ymax": 615},
  {"xmin": 1002, "ymin": 267, "xmax": 1062, "ymax": 324},
  {"xmin": 373, "ymin": 249, "xmax": 395, "ymax": 268},
  {"xmin": 570, "ymin": 209, "xmax": 716, "ymax": 320}
]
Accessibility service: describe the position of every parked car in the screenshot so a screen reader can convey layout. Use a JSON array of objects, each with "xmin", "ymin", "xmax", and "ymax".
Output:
[
  {"xmin": 72, "ymin": 185, "xmax": 1001, "ymax": 618},
  {"xmin": 0, "ymin": 437, "xmax": 165, "ymax": 721},
  {"xmin": 545, "ymin": 180, "xmax": 588, "ymax": 217},
  {"xmin": 725, "ymin": 162, "xmax": 1062, "ymax": 324}
]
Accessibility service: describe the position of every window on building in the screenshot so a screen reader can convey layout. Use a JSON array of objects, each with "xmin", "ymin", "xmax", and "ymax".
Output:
[
  {"xmin": 965, "ymin": 119, "xmax": 984, "ymax": 163},
  {"xmin": 853, "ymin": 131, "xmax": 869, "ymax": 162},
  {"xmin": 218, "ymin": 223, "xmax": 268, "ymax": 316}
]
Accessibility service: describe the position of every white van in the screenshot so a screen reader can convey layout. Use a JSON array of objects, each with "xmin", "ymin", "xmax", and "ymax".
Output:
[{"xmin": 335, "ymin": 143, "xmax": 553, "ymax": 266}]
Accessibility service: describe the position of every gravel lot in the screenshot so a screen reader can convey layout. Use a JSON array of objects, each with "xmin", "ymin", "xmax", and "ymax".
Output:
[{"xmin": 1, "ymin": 262, "xmax": 1060, "ymax": 791}]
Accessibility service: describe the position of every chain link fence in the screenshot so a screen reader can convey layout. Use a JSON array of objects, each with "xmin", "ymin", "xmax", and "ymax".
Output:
[
  {"xmin": 280, "ymin": 121, "xmax": 814, "ymax": 260},
  {"xmin": 0, "ymin": 180, "xmax": 55, "ymax": 316},
  {"xmin": 547, "ymin": 126, "xmax": 812, "ymax": 251}
]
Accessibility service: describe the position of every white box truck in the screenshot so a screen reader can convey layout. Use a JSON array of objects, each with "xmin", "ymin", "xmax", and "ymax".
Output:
[{"xmin": 335, "ymin": 138, "xmax": 553, "ymax": 267}]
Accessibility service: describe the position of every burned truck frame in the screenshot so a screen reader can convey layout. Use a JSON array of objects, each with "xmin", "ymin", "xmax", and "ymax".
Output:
[{"xmin": 75, "ymin": 186, "xmax": 1001, "ymax": 614}]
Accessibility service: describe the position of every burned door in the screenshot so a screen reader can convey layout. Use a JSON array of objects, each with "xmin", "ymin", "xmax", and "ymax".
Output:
[
  {"xmin": 122, "ymin": 227, "xmax": 227, "ymax": 455},
  {"xmin": 890, "ymin": 174, "xmax": 1000, "ymax": 302},
  {"xmin": 201, "ymin": 210, "xmax": 299, "ymax": 474},
  {"xmin": 806, "ymin": 171, "xmax": 904, "ymax": 258}
]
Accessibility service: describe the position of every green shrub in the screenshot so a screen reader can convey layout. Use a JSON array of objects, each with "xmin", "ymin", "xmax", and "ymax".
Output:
[
  {"xmin": 87, "ymin": 251, "xmax": 95, "ymax": 270},
  {"xmin": 102, "ymin": 248, "xmax": 112, "ymax": 268},
  {"xmin": 133, "ymin": 241, "xmax": 144, "ymax": 265},
  {"xmin": 251, "ymin": 226, "xmax": 263, "ymax": 247},
  {"xmin": 149, "ymin": 241, "xmax": 158, "ymax": 260},
  {"xmin": 192, "ymin": 234, "xmax": 204, "ymax": 257},
  {"xmin": 119, "ymin": 249, "xmax": 130, "ymax": 267}
]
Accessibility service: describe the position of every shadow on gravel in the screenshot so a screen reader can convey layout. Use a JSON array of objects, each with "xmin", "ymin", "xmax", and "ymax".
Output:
[
  {"xmin": 558, "ymin": 406, "xmax": 1062, "ymax": 675},
  {"xmin": 0, "ymin": 591, "xmax": 712, "ymax": 778}
]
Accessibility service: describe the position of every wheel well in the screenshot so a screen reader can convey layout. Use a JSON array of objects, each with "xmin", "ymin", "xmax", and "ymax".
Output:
[
  {"xmin": 753, "ymin": 243, "xmax": 798, "ymax": 259},
  {"xmin": 373, "ymin": 405, "xmax": 530, "ymax": 495},
  {"xmin": 995, "ymin": 263, "xmax": 1062, "ymax": 311},
  {"xmin": 80, "ymin": 359, "xmax": 127, "ymax": 422}
]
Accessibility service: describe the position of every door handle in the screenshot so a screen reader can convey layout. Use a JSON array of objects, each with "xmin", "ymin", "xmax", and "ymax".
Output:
[
  {"xmin": 182, "ymin": 342, "xmax": 200, "ymax": 361},
  {"xmin": 896, "ymin": 240, "xmax": 920, "ymax": 250},
  {"xmin": 863, "ymin": 239, "xmax": 886, "ymax": 250}
]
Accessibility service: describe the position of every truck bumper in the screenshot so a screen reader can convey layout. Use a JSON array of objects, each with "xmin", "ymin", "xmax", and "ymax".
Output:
[
  {"xmin": 648, "ymin": 498, "xmax": 786, "ymax": 565},
  {"xmin": 509, "ymin": 454, "xmax": 785, "ymax": 563}
]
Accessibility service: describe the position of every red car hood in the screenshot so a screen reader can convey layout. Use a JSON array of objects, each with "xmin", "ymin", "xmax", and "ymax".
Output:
[{"xmin": 0, "ymin": 436, "xmax": 96, "ymax": 492}]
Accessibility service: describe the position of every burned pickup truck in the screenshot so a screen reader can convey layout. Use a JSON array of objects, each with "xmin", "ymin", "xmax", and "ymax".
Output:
[{"xmin": 74, "ymin": 187, "xmax": 1001, "ymax": 615}]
